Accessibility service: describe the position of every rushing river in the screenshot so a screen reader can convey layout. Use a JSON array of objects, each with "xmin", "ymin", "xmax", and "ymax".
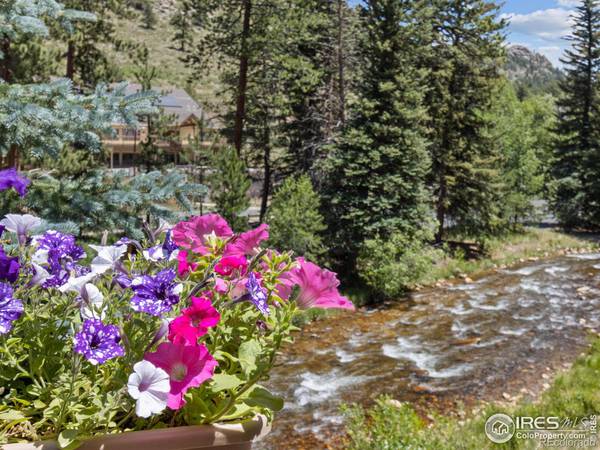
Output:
[{"xmin": 260, "ymin": 253, "xmax": 600, "ymax": 449}]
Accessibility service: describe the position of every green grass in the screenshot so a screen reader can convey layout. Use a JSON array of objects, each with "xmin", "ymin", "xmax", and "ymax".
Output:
[
  {"xmin": 343, "ymin": 337, "xmax": 600, "ymax": 449},
  {"xmin": 420, "ymin": 227, "xmax": 598, "ymax": 285}
]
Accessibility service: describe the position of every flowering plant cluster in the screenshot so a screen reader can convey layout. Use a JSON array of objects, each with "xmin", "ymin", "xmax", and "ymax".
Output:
[{"xmin": 0, "ymin": 202, "xmax": 353, "ymax": 447}]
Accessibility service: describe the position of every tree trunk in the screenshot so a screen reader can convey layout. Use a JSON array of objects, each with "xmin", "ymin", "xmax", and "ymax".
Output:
[
  {"xmin": 259, "ymin": 124, "xmax": 271, "ymax": 223},
  {"xmin": 5, "ymin": 145, "xmax": 19, "ymax": 169},
  {"xmin": 233, "ymin": 0, "xmax": 251, "ymax": 155},
  {"xmin": 1, "ymin": 38, "xmax": 18, "ymax": 168},
  {"xmin": 1, "ymin": 37, "xmax": 12, "ymax": 82},
  {"xmin": 435, "ymin": 171, "xmax": 446, "ymax": 243},
  {"xmin": 336, "ymin": 0, "xmax": 346, "ymax": 125},
  {"xmin": 66, "ymin": 40, "xmax": 75, "ymax": 80}
]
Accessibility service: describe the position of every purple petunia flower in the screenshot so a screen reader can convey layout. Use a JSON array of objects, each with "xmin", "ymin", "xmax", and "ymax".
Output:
[
  {"xmin": 246, "ymin": 272, "xmax": 269, "ymax": 316},
  {"xmin": 114, "ymin": 273, "xmax": 132, "ymax": 289},
  {"xmin": 162, "ymin": 230, "xmax": 178, "ymax": 255},
  {"xmin": 0, "ymin": 168, "xmax": 30, "ymax": 197},
  {"xmin": 34, "ymin": 231, "xmax": 85, "ymax": 288},
  {"xmin": 142, "ymin": 231, "xmax": 179, "ymax": 263},
  {"xmin": 0, "ymin": 282, "xmax": 23, "ymax": 335},
  {"xmin": 115, "ymin": 237, "xmax": 131, "ymax": 246},
  {"xmin": 0, "ymin": 247, "xmax": 19, "ymax": 283},
  {"xmin": 73, "ymin": 319, "xmax": 125, "ymax": 365},
  {"xmin": 130, "ymin": 269, "xmax": 182, "ymax": 317}
]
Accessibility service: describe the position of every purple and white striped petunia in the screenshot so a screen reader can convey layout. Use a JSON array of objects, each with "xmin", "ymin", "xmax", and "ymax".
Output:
[
  {"xmin": 246, "ymin": 272, "xmax": 269, "ymax": 316},
  {"xmin": 34, "ymin": 231, "xmax": 85, "ymax": 288},
  {"xmin": 0, "ymin": 282, "xmax": 23, "ymax": 335},
  {"xmin": 130, "ymin": 269, "xmax": 182, "ymax": 317},
  {"xmin": 73, "ymin": 319, "xmax": 124, "ymax": 365}
]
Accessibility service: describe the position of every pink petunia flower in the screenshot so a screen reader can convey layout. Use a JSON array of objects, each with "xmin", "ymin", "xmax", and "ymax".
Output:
[
  {"xmin": 215, "ymin": 255, "xmax": 248, "ymax": 277},
  {"xmin": 168, "ymin": 297, "xmax": 220, "ymax": 345},
  {"xmin": 214, "ymin": 271, "xmax": 262, "ymax": 300},
  {"xmin": 224, "ymin": 224, "xmax": 269, "ymax": 258},
  {"xmin": 177, "ymin": 250, "xmax": 198, "ymax": 277},
  {"xmin": 144, "ymin": 342, "xmax": 217, "ymax": 410},
  {"xmin": 172, "ymin": 214, "xmax": 233, "ymax": 254},
  {"xmin": 278, "ymin": 258, "xmax": 355, "ymax": 310}
]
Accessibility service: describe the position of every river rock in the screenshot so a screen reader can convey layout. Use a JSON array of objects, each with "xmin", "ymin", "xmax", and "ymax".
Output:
[
  {"xmin": 412, "ymin": 385, "xmax": 429, "ymax": 393},
  {"xmin": 385, "ymin": 399, "xmax": 404, "ymax": 409},
  {"xmin": 577, "ymin": 286, "xmax": 592, "ymax": 297},
  {"xmin": 453, "ymin": 336, "xmax": 481, "ymax": 346}
]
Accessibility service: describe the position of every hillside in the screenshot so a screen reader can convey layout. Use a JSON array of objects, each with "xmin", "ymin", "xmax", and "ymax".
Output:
[
  {"xmin": 108, "ymin": 10, "xmax": 563, "ymax": 107},
  {"xmin": 109, "ymin": 2, "xmax": 221, "ymax": 111},
  {"xmin": 505, "ymin": 45, "xmax": 563, "ymax": 96}
]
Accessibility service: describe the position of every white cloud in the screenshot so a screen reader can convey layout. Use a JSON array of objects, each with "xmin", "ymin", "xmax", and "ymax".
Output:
[
  {"xmin": 557, "ymin": 0, "xmax": 580, "ymax": 7},
  {"xmin": 502, "ymin": 8, "xmax": 574, "ymax": 41}
]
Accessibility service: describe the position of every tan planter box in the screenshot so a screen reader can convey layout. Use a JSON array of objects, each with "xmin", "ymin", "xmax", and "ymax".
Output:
[{"xmin": 1, "ymin": 415, "xmax": 270, "ymax": 450}]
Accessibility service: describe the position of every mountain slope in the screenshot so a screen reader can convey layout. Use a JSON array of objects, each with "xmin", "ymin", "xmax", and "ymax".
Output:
[{"xmin": 505, "ymin": 45, "xmax": 562, "ymax": 97}]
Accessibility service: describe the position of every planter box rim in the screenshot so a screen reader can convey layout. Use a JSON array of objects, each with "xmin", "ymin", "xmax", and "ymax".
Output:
[{"xmin": 1, "ymin": 414, "xmax": 271, "ymax": 450}]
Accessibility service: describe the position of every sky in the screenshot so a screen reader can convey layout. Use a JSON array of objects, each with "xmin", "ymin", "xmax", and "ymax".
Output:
[
  {"xmin": 349, "ymin": 1, "xmax": 580, "ymax": 67},
  {"xmin": 502, "ymin": 0, "xmax": 578, "ymax": 66}
]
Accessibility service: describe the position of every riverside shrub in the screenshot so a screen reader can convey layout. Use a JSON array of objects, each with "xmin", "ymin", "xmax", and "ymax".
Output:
[
  {"xmin": 267, "ymin": 175, "xmax": 326, "ymax": 262},
  {"xmin": 356, "ymin": 232, "xmax": 440, "ymax": 299}
]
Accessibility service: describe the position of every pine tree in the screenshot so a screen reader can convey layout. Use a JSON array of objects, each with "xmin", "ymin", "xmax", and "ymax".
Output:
[
  {"xmin": 141, "ymin": 0, "xmax": 157, "ymax": 30},
  {"xmin": 267, "ymin": 175, "xmax": 326, "ymax": 261},
  {"xmin": 426, "ymin": 0, "xmax": 506, "ymax": 241},
  {"xmin": 0, "ymin": 0, "xmax": 154, "ymax": 163},
  {"xmin": 59, "ymin": 0, "xmax": 128, "ymax": 87},
  {"xmin": 171, "ymin": 0, "xmax": 194, "ymax": 52},
  {"xmin": 185, "ymin": 0, "xmax": 345, "ymax": 221},
  {"xmin": 323, "ymin": 0, "xmax": 433, "ymax": 264},
  {"xmin": 209, "ymin": 147, "xmax": 251, "ymax": 231},
  {"xmin": 279, "ymin": 0, "xmax": 360, "ymax": 180},
  {"xmin": 551, "ymin": 0, "xmax": 600, "ymax": 228}
]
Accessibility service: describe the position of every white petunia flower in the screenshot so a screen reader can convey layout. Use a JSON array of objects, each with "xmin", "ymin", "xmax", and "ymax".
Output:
[
  {"xmin": 59, "ymin": 274, "xmax": 105, "ymax": 319},
  {"xmin": 1, "ymin": 214, "xmax": 41, "ymax": 244},
  {"xmin": 155, "ymin": 218, "xmax": 172, "ymax": 235},
  {"xmin": 89, "ymin": 244, "xmax": 127, "ymax": 275},
  {"xmin": 31, "ymin": 248, "xmax": 49, "ymax": 265},
  {"xmin": 79, "ymin": 284, "xmax": 105, "ymax": 320},
  {"xmin": 59, "ymin": 273, "xmax": 96, "ymax": 294},
  {"xmin": 30, "ymin": 263, "xmax": 50, "ymax": 286},
  {"xmin": 127, "ymin": 360, "xmax": 170, "ymax": 418}
]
